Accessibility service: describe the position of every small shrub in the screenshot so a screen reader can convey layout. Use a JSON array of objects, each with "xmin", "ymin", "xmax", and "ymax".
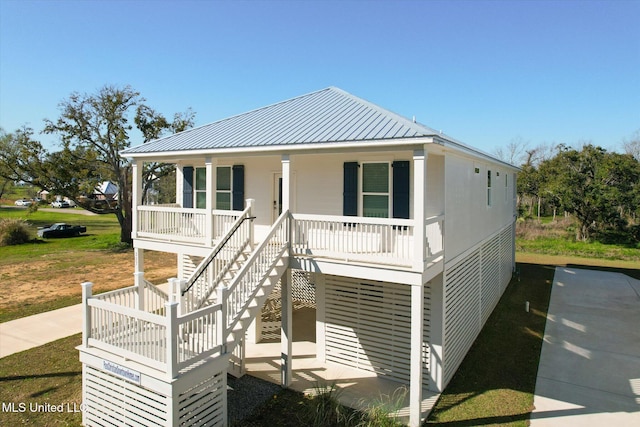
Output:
[
  {"xmin": 0, "ymin": 218, "xmax": 31, "ymax": 246},
  {"xmin": 107, "ymin": 241, "xmax": 132, "ymax": 253},
  {"xmin": 307, "ymin": 383, "xmax": 344, "ymax": 427},
  {"xmin": 356, "ymin": 387, "xmax": 407, "ymax": 427}
]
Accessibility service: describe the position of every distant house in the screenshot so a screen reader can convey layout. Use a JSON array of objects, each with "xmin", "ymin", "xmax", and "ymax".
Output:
[
  {"xmin": 94, "ymin": 181, "xmax": 118, "ymax": 200},
  {"xmin": 78, "ymin": 87, "xmax": 518, "ymax": 426}
]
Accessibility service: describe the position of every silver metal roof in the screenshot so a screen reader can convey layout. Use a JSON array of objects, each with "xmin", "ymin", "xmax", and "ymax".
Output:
[{"xmin": 122, "ymin": 87, "xmax": 441, "ymax": 155}]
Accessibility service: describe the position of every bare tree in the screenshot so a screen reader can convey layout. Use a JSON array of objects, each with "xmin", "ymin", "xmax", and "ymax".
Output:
[
  {"xmin": 622, "ymin": 129, "xmax": 640, "ymax": 161},
  {"xmin": 493, "ymin": 136, "xmax": 529, "ymax": 165}
]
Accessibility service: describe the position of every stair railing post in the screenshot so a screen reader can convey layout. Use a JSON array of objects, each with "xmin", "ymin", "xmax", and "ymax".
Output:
[
  {"xmin": 134, "ymin": 272, "xmax": 145, "ymax": 311},
  {"xmin": 246, "ymin": 198, "xmax": 255, "ymax": 250},
  {"xmin": 216, "ymin": 284, "xmax": 228, "ymax": 354},
  {"xmin": 166, "ymin": 301, "xmax": 179, "ymax": 379},
  {"xmin": 81, "ymin": 282, "xmax": 93, "ymax": 348},
  {"xmin": 169, "ymin": 277, "xmax": 179, "ymax": 303},
  {"xmin": 178, "ymin": 279, "xmax": 187, "ymax": 316}
]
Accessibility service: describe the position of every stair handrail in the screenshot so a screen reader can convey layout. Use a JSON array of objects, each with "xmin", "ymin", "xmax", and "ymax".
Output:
[
  {"xmin": 222, "ymin": 210, "xmax": 290, "ymax": 337},
  {"xmin": 181, "ymin": 207, "xmax": 255, "ymax": 296}
]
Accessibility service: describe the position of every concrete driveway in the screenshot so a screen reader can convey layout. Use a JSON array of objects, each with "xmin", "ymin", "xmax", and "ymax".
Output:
[{"xmin": 531, "ymin": 267, "xmax": 640, "ymax": 426}]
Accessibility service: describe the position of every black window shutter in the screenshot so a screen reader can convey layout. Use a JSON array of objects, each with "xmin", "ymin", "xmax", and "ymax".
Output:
[
  {"xmin": 182, "ymin": 166, "xmax": 194, "ymax": 208},
  {"xmin": 343, "ymin": 162, "xmax": 358, "ymax": 216},
  {"xmin": 232, "ymin": 165, "xmax": 244, "ymax": 211},
  {"xmin": 392, "ymin": 161, "xmax": 410, "ymax": 219}
]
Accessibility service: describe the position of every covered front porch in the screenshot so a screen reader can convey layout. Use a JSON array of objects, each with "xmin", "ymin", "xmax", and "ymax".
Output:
[{"xmin": 130, "ymin": 145, "xmax": 445, "ymax": 274}]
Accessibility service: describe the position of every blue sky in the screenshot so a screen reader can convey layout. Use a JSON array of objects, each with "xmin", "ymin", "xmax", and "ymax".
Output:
[{"xmin": 1, "ymin": 0, "xmax": 638, "ymax": 156}]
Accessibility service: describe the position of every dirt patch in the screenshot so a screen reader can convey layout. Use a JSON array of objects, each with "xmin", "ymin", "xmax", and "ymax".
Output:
[{"xmin": 0, "ymin": 250, "xmax": 176, "ymax": 311}]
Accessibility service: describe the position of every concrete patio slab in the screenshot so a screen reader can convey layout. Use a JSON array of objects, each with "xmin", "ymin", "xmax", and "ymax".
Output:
[
  {"xmin": 244, "ymin": 306, "xmax": 439, "ymax": 424},
  {"xmin": 531, "ymin": 267, "xmax": 640, "ymax": 426}
]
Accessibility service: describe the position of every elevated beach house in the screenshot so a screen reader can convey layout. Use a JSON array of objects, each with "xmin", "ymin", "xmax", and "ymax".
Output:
[{"xmin": 78, "ymin": 87, "xmax": 518, "ymax": 426}]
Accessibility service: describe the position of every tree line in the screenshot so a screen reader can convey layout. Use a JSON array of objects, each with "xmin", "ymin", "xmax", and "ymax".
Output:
[
  {"xmin": 0, "ymin": 85, "xmax": 195, "ymax": 244},
  {"xmin": 497, "ymin": 136, "xmax": 640, "ymax": 242}
]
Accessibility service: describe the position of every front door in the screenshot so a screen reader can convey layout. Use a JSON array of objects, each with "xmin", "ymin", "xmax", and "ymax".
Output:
[{"xmin": 273, "ymin": 173, "xmax": 282, "ymax": 222}]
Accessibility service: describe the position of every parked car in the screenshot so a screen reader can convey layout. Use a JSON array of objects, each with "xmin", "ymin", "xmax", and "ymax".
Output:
[
  {"xmin": 37, "ymin": 223, "xmax": 87, "ymax": 238},
  {"xmin": 51, "ymin": 200, "xmax": 70, "ymax": 208},
  {"xmin": 14, "ymin": 199, "xmax": 33, "ymax": 206}
]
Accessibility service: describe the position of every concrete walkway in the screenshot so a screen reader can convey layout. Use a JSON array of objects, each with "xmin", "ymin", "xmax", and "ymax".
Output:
[
  {"xmin": 0, "ymin": 283, "xmax": 169, "ymax": 359},
  {"xmin": 531, "ymin": 267, "xmax": 640, "ymax": 426},
  {"xmin": 0, "ymin": 303, "xmax": 83, "ymax": 358}
]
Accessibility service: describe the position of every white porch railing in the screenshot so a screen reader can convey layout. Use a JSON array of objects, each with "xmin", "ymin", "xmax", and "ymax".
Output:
[
  {"xmin": 136, "ymin": 206, "xmax": 241, "ymax": 245},
  {"xmin": 175, "ymin": 205, "xmax": 254, "ymax": 313},
  {"xmin": 223, "ymin": 210, "xmax": 289, "ymax": 339},
  {"xmin": 291, "ymin": 214, "xmax": 416, "ymax": 267},
  {"xmin": 83, "ymin": 283, "xmax": 224, "ymax": 378},
  {"xmin": 93, "ymin": 277, "xmax": 168, "ymax": 314}
]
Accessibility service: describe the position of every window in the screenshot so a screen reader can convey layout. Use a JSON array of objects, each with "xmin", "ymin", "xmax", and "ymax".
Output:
[
  {"xmin": 362, "ymin": 162, "xmax": 389, "ymax": 218},
  {"xmin": 505, "ymin": 172, "xmax": 508, "ymax": 201},
  {"xmin": 216, "ymin": 166, "xmax": 232, "ymax": 210},
  {"xmin": 487, "ymin": 170, "xmax": 492, "ymax": 207},
  {"xmin": 195, "ymin": 167, "xmax": 207, "ymax": 209}
]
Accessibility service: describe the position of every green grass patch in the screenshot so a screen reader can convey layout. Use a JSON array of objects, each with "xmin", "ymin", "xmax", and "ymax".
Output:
[
  {"xmin": 0, "ymin": 207, "xmax": 121, "ymax": 263},
  {"xmin": 0, "ymin": 296, "xmax": 82, "ymax": 324},
  {"xmin": 0, "ymin": 334, "xmax": 83, "ymax": 427},
  {"xmin": 425, "ymin": 263, "xmax": 555, "ymax": 426},
  {"xmin": 517, "ymin": 237, "xmax": 640, "ymax": 261},
  {"xmin": 515, "ymin": 217, "xmax": 640, "ymax": 263}
]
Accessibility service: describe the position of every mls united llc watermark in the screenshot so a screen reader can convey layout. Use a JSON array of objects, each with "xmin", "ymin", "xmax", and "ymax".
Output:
[{"xmin": 1, "ymin": 401, "xmax": 86, "ymax": 413}]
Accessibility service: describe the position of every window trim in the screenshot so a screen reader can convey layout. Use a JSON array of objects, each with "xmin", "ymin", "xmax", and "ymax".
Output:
[{"xmin": 194, "ymin": 167, "xmax": 207, "ymax": 209}]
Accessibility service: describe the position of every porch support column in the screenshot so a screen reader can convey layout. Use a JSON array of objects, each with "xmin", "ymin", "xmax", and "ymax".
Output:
[
  {"xmin": 176, "ymin": 164, "xmax": 184, "ymax": 205},
  {"xmin": 131, "ymin": 159, "xmax": 142, "ymax": 241},
  {"xmin": 410, "ymin": 282, "xmax": 425, "ymax": 427},
  {"xmin": 132, "ymin": 160, "xmax": 144, "ymax": 280},
  {"xmin": 280, "ymin": 268, "xmax": 292, "ymax": 387},
  {"xmin": 281, "ymin": 154, "xmax": 291, "ymax": 213},
  {"xmin": 205, "ymin": 157, "xmax": 214, "ymax": 246},
  {"xmin": 413, "ymin": 148, "xmax": 428, "ymax": 271},
  {"xmin": 134, "ymin": 248, "xmax": 144, "ymax": 277}
]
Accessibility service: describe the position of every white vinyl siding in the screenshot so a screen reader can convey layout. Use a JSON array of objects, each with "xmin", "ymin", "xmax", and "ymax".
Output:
[{"xmin": 361, "ymin": 162, "xmax": 390, "ymax": 218}]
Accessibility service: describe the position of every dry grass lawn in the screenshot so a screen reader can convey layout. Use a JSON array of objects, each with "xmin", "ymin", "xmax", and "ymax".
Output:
[{"xmin": 0, "ymin": 250, "xmax": 176, "ymax": 322}]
